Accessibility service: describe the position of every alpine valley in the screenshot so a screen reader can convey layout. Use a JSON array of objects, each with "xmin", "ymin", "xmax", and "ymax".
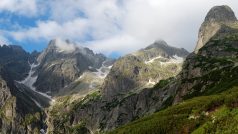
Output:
[{"xmin": 0, "ymin": 5, "xmax": 238, "ymax": 134}]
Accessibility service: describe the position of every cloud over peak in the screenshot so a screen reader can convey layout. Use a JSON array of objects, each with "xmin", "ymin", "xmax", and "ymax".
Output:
[
  {"xmin": 1, "ymin": 0, "xmax": 238, "ymax": 56},
  {"xmin": 0, "ymin": 0, "xmax": 38, "ymax": 16}
]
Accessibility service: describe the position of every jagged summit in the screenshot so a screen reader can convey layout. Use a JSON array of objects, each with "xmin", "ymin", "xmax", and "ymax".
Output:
[
  {"xmin": 46, "ymin": 38, "xmax": 77, "ymax": 53},
  {"xmin": 194, "ymin": 5, "xmax": 238, "ymax": 53},
  {"xmin": 145, "ymin": 40, "xmax": 168, "ymax": 49},
  {"xmin": 35, "ymin": 39, "xmax": 111, "ymax": 95},
  {"xmin": 205, "ymin": 5, "xmax": 237, "ymax": 23},
  {"xmin": 144, "ymin": 40, "xmax": 189, "ymax": 58}
]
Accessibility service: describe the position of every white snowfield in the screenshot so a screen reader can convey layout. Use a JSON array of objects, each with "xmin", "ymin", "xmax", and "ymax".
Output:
[
  {"xmin": 171, "ymin": 55, "xmax": 184, "ymax": 63},
  {"xmin": 18, "ymin": 62, "xmax": 53, "ymax": 101},
  {"xmin": 147, "ymin": 79, "xmax": 157, "ymax": 85},
  {"xmin": 93, "ymin": 61, "xmax": 112, "ymax": 79},
  {"xmin": 145, "ymin": 55, "xmax": 184, "ymax": 65},
  {"xmin": 144, "ymin": 56, "xmax": 162, "ymax": 64},
  {"xmin": 18, "ymin": 63, "xmax": 38, "ymax": 90}
]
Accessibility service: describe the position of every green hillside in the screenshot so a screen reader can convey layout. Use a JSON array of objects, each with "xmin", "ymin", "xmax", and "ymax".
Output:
[{"xmin": 110, "ymin": 85, "xmax": 238, "ymax": 134}]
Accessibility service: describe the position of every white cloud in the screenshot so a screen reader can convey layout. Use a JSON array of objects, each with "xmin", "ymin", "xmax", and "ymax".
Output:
[
  {"xmin": 0, "ymin": 35, "xmax": 10, "ymax": 46},
  {"xmin": 0, "ymin": 0, "xmax": 38, "ymax": 16},
  {"xmin": 7, "ymin": 0, "xmax": 238, "ymax": 55},
  {"xmin": 86, "ymin": 34, "xmax": 144, "ymax": 55},
  {"xmin": 54, "ymin": 38, "xmax": 76, "ymax": 53},
  {"xmin": 12, "ymin": 19, "xmax": 89, "ymax": 41}
]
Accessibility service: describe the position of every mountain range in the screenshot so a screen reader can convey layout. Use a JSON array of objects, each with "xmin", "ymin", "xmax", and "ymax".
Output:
[{"xmin": 0, "ymin": 5, "xmax": 238, "ymax": 134}]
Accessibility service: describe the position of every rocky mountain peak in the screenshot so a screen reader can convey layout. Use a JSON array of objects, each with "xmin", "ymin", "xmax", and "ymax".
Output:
[
  {"xmin": 102, "ymin": 40, "xmax": 189, "ymax": 100},
  {"xmin": 204, "ymin": 5, "xmax": 237, "ymax": 23},
  {"xmin": 47, "ymin": 38, "xmax": 77, "ymax": 53},
  {"xmin": 194, "ymin": 5, "xmax": 237, "ymax": 54},
  {"xmin": 143, "ymin": 40, "xmax": 189, "ymax": 58},
  {"xmin": 35, "ymin": 39, "xmax": 111, "ymax": 96},
  {"xmin": 145, "ymin": 40, "xmax": 168, "ymax": 49}
]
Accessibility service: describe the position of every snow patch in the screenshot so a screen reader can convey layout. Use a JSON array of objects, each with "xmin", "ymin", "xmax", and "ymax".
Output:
[
  {"xmin": 146, "ymin": 79, "xmax": 160, "ymax": 87},
  {"xmin": 48, "ymin": 63, "xmax": 57, "ymax": 68},
  {"xmin": 93, "ymin": 61, "xmax": 112, "ymax": 79},
  {"xmin": 145, "ymin": 56, "xmax": 162, "ymax": 64},
  {"xmin": 89, "ymin": 81, "xmax": 97, "ymax": 89},
  {"xmin": 148, "ymin": 79, "xmax": 156, "ymax": 85},
  {"xmin": 160, "ymin": 55, "xmax": 184, "ymax": 65},
  {"xmin": 18, "ymin": 63, "xmax": 39, "ymax": 90},
  {"xmin": 40, "ymin": 129, "xmax": 46, "ymax": 134},
  {"xmin": 145, "ymin": 55, "xmax": 184, "ymax": 65},
  {"xmin": 171, "ymin": 55, "xmax": 184, "ymax": 63},
  {"xmin": 55, "ymin": 38, "xmax": 76, "ymax": 53},
  {"xmin": 30, "ymin": 97, "xmax": 43, "ymax": 109},
  {"xmin": 18, "ymin": 62, "xmax": 53, "ymax": 101}
]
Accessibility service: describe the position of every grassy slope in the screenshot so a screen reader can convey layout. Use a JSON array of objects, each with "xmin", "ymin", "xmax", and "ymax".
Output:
[{"xmin": 109, "ymin": 86, "xmax": 238, "ymax": 134}]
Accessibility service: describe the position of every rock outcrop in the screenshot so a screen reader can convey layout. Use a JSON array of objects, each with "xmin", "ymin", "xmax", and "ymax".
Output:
[
  {"xmin": 194, "ymin": 5, "xmax": 237, "ymax": 53},
  {"xmin": 174, "ymin": 5, "xmax": 238, "ymax": 103}
]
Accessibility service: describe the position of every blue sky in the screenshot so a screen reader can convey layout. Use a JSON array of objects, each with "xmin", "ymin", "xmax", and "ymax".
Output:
[
  {"xmin": 0, "ymin": 9, "xmax": 49, "ymax": 51},
  {"xmin": 0, "ymin": 0, "xmax": 238, "ymax": 57}
]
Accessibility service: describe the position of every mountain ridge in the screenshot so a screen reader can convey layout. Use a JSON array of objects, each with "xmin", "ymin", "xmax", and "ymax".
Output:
[{"xmin": 1, "ymin": 5, "xmax": 238, "ymax": 134}]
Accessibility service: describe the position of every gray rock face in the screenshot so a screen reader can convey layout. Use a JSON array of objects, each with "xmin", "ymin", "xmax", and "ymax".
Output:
[
  {"xmin": 47, "ymin": 78, "xmax": 178, "ymax": 133},
  {"xmin": 0, "ymin": 45, "xmax": 47, "ymax": 134},
  {"xmin": 144, "ymin": 40, "xmax": 189, "ymax": 58},
  {"xmin": 174, "ymin": 7, "xmax": 238, "ymax": 104},
  {"xmin": 35, "ymin": 39, "xmax": 110, "ymax": 96},
  {"xmin": 0, "ymin": 78, "xmax": 11, "ymax": 107},
  {"xmin": 194, "ymin": 5, "xmax": 237, "ymax": 53},
  {"xmin": 204, "ymin": 5, "xmax": 237, "ymax": 22},
  {"xmin": 102, "ymin": 41, "xmax": 189, "ymax": 100}
]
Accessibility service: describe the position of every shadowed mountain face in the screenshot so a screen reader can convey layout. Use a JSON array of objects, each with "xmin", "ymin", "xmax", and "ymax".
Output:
[
  {"xmin": 34, "ymin": 39, "xmax": 114, "ymax": 96},
  {"xmin": 0, "ymin": 45, "xmax": 31, "ymax": 82},
  {"xmin": 0, "ymin": 46, "xmax": 47, "ymax": 133},
  {"xmin": 194, "ymin": 5, "xmax": 237, "ymax": 53}
]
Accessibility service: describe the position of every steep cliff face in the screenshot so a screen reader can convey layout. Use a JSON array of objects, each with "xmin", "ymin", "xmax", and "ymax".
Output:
[
  {"xmin": 0, "ymin": 78, "xmax": 11, "ymax": 108},
  {"xmin": 174, "ymin": 26, "xmax": 238, "ymax": 104},
  {"xmin": 0, "ymin": 45, "xmax": 47, "ymax": 134},
  {"xmin": 47, "ymin": 77, "xmax": 179, "ymax": 133},
  {"xmin": 194, "ymin": 5, "xmax": 237, "ymax": 53},
  {"xmin": 0, "ymin": 45, "xmax": 32, "ymax": 82},
  {"xmin": 0, "ymin": 79, "xmax": 26, "ymax": 134},
  {"xmin": 175, "ymin": 5, "xmax": 238, "ymax": 103},
  {"xmin": 102, "ymin": 41, "xmax": 189, "ymax": 100}
]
